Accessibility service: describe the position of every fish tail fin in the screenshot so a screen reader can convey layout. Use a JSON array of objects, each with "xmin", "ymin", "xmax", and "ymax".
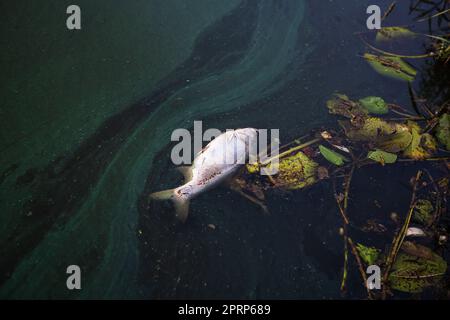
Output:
[
  {"xmin": 173, "ymin": 198, "xmax": 190, "ymax": 223},
  {"xmin": 149, "ymin": 188, "xmax": 190, "ymax": 223}
]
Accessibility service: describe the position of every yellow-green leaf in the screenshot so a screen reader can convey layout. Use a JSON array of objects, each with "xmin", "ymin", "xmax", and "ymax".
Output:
[
  {"xmin": 364, "ymin": 53, "xmax": 417, "ymax": 82},
  {"xmin": 356, "ymin": 243, "xmax": 380, "ymax": 265},
  {"xmin": 268, "ymin": 151, "xmax": 318, "ymax": 190},
  {"xmin": 368, "ymin": 149, "xmax": 397, "ymax": 164},
  {"xmin": 376, "ymin": 27, "xmax": 416, "ymax": 42},
  {"xmin": 403, "ymin": 121, "xmax": 437, "ymax": 160},
  {"xmin": 389, "ymin": 250, "xmax": 447, "ymax": 293}
]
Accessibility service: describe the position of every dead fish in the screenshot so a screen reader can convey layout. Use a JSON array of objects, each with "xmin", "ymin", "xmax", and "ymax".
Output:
[{"xmin": 150, "ymin": 128, "xmax": 258, "ymax": 222}]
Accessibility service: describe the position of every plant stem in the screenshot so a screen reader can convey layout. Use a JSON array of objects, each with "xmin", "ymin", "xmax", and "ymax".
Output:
[
  {"xmin": 381, "ymin": 170, "xmax": 422, "ymax": 299},
  {"xmin": 348, "ymin": 237, "xmax": 374, "ymax": 300},
  {"xmin": 341, "ymin": 235, "xmax": 348, "ymax": 293},
  {"xmin": 261, "ymin": 138, "xmax": 321, "ymax": 165}
]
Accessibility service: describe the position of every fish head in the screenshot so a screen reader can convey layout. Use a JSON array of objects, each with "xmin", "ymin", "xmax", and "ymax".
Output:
[
  {"xmin": 234, "ymin": 128, "xmax": 259, "ymax": 163},
  {"xmin": 234, "ymin": 128, "xmax": 258, "ymax": 145}
]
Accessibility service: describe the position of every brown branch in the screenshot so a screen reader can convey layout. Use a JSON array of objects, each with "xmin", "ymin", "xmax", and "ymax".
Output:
[
  {"xmin": 341, "ymin": 235, "xmax": 349, "ymax": 294},
  {"xmin": 348, "ymin": 238, "xmax": 374, "ymax": 300},
  {"xmin": 382, "ymin": 170, "xmax": 422, "ymax": 299}
]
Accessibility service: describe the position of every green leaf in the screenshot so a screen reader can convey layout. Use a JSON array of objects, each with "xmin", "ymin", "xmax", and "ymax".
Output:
[
  {"xmin": 364, "ymin": 53, "xmax": 417, "ymax": 82},
  {"xmin": 436, "ymin": 113, "xmax": 450, "ymax": 151},
  {"xmin": 367, "ymin": 149, "xmax": 397, "ymax": 164},
  {"xmin": 359, "ymin": 96, "xmax": 389, "ymax": 114},
  {"xmin": 413, "ymin": 199, "xmax": 434, "ymax": 226},
  {"xmin": 376, "ymin": 27, "xmax": 416, "ymax": 42},
  {"xmin": 356, "ymin": 243, "xmax": 380, "ymax": 265},
  {"xmin": 318, "ymin": 145, "xmax": 349, "ymax": 166},
  {"xmin": 389, "ymin": 249, "xmax": 447, "ymax": 293}
]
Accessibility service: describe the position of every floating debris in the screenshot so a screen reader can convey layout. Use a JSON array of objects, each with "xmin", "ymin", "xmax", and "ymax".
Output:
[{"xmin": 406, "ymin": 227, "xmax": 427, "ymax": 237}]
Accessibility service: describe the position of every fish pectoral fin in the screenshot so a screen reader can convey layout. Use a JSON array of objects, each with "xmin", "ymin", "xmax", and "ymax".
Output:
[
  {"xmin": 174, "ymin": 199, "xmax": 190, "ymax": 223},
  {"xmin": 177, "ymin": 166, "xmax": 193, "ymax": 183},
  {"xmin": 149, "ymin": 189, "xmax": 175, "ymax": 201}
]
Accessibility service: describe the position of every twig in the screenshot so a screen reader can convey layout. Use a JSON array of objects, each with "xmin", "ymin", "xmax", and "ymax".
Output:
[
  {"xmin": 382, "ymin": 1, "xmax": 397, "ymax": 21},
  {"xmin": 341, "ymin": 236, "xmax": 348, "ymax": 293},
  {"xmin": 398, "ymin": 157, "xmax": 450, "ymax": 162},
  {"xmin": 388, "ymin": 106, "xmax": 424, "ymax": 119},
  {"xmin": 381, "ymin": 170, "xmax": 422, "ymax": 299},
  {"xmin": 278, "ymin": 134, "xmax": 312, "ymax": 151},
  {"xmin": 335, "ymin": 165, "xmax": 356, "ymax": 294},
  {"xmin": 348, "ymin": 237, "xmax": 374, "ymax": 300},
  {"xmin": 388, "ymin": 103, "xmax": 416, "ymax": 114},
  {"xmin": 343, "ymin": 165, "xmax": 356, "ymax": 212},
  {"xmin": 359, "ymin": 34, "xmax": 433, "ymax": 59},
  {"xmin": 417, "ymin": 173, "xmax": 450, "ymax": 191},
  {"xmin": 416, "ymin": 8, "xmax": 450, "ymax": 22},
  {"xmin": 332, "ymin": 178, "xmax": 350, "ymax": 225},
  {"xmin": 261, "ymin": 138, "xmax": 320, "ymax": 165}
]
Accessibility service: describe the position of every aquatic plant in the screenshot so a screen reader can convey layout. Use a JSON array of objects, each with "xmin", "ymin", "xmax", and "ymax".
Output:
[{"xmin": 233, "ymin": 91, "xmax": 448, "ymax": 300}]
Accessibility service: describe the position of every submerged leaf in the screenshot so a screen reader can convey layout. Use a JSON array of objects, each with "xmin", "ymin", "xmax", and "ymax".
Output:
[
  {"xmin": 401, "ymin": 242, "xmax": 435, "ymax": 260},
  {"xmin": 364, "ymin": 53, "xmax": 417, "ymax": 82},
  {"xmin": 268, "ymin": 151, "xmax": 318, "ymax": 190},
  {"xmin": 341, "ymin": 117, "xmax": 412, "ymax": 152},
  {"xmin": 356, "ymin": 243, "xmax": 380, "ymax": 265},
  {"xmin": 318, "ymin": 145, "xmax": 349, "ymax": 166},
  {"xmin": 436, "ymin": 113, "xmax": 450, "ymax": 151},
  {"xmin": 367, "ymin": 149, "xmax": 397, "ymax": 164},
  {"xmin": 389, "ymin": 249, "xmax": 447, "ymax": 293},
  {"xmin": 327, "ymin": 94, "xmax": 368, "ymax": 127},
  {"xmin": 341, "ymin": 117, "xmax": 397, "ymax": 140},
  {"xmin": 413, "ymin": 199, "xmax": 434, "ymax": 225},
  {"xmin": 377, "ymin": 130, "xmax": 413, "ymax": 153},
  {"xmin": 359, "ymin": 96, "xmax": 389, "ymax": 114},
  {"xmin": 376, "ymin": 27, "xmax": 416, "ymax": 42},
  {"xmin": 403, "ymin": 121, "xmax": 437, "ymax": 160}
]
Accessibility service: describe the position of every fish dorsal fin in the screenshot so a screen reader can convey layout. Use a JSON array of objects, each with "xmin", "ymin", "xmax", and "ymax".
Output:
[{"xmin": 177, "ymin": 166, "xmax": 193, "ymax": 183}]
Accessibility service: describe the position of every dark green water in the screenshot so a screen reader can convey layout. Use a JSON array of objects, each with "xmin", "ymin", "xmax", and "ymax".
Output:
[{"xmin": 0, "ymin": 0, "xmax": 448, "ymax": 299}]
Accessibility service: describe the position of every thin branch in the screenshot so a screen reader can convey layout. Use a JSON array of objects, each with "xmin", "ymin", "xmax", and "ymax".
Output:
[
  {"xmin": 382, "ymin": 170, "xmax": 422, "ymax": 299},
  {"xmin": 348, "ymin": 237, "xmax": 374, "ymax": 300}
]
